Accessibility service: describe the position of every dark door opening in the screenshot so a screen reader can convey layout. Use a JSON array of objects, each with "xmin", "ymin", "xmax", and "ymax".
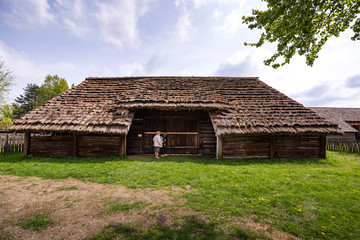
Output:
[{"xmin": 126, "ymin": 110, "xmax": 216, "ymax": 155}]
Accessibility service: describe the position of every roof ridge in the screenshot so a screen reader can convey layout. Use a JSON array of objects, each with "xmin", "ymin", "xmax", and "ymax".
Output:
[{"xmin": 85, "ymin": 76, "xmax": 260, "ymax": 80}]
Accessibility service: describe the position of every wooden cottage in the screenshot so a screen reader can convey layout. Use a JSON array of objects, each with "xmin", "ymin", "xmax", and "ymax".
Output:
[
  {"xmin": 310, "ymin": 107, "xmax": 360, "ymax": 141},
  {"xmin": 11, "ymin": 77, "xmax": 342, "ymax": 159}
]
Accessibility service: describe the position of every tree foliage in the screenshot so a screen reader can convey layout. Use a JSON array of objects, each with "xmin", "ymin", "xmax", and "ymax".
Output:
[
  {"xmin": 0, "ymin": 105, "xmax": 13, "ymax": 130},
  {"xmin": 12, "ymin": 75, "xmax": 69, "ymax": 119},
  {"xmin": 0, "ymin": 60, "xmax": 14, "ymax": 105},
  {"xmin": 242, "ymin": 0, "xmax": 360, "ymax": 68},
  {"xmin": 12, "ymin": 84, "xmax": 40, "ymax": 119},
  {"xmin": 37, "ymin": 74, "xmax": 69, "ymax": 106},
  {"xmin": 0, "ymin": 104, "xmax": 13, "ymax": 119}
]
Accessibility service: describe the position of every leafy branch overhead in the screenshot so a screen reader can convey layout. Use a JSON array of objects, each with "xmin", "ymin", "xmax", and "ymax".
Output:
[
  {"xmin": 242, "ymin": 0, "xmax": 360, "ymax": 68},
  {"xmin": 0, "ymin": 60, "xmax": 14, "ymax": 105}
]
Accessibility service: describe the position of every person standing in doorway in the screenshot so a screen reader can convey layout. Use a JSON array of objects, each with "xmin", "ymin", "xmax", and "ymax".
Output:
[
  {"xmin": 153, "ymin": 131, "xmax": 162, "ymax": 159},
  {"xmin": 161, "ymin": 132, "xmax": 167, "ymax": 157}
]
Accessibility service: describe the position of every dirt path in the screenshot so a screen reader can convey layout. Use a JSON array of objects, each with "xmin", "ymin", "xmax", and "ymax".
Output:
[
  {"xmin": 0, "ymin": 175, "xmax": 298, "ymax": 240},
  {"xmin": 0, "ymin": 175, "xmax": 189, "ymax": 240}
]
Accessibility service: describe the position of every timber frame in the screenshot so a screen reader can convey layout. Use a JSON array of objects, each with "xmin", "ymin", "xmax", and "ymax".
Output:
[{"xmin": 11, "ymin": 77, "xmax": 342, "ymax": 159}]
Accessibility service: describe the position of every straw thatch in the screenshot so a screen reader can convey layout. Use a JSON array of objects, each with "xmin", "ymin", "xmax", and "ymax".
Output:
[
  {"xmin": 11, "ymin": 76, "xmax": 342, "ymax": 136},
  {"xmin": 310, "ymin": 107, "xmax": 360, "ymax": 133}
]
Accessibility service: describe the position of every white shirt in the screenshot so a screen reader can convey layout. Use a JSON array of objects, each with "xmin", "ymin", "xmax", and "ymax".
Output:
[{"xmin": 153, "ymin": 134, "xmax": 163, "ymax": 147}]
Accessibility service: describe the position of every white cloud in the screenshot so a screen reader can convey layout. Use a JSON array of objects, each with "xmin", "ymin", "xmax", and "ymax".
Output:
[
  {"xmin": 214, "ymin": 35, "xmax": 360, "ymax": 107},
  {"xmin": 214, "ymin": 3, "xmax": 247, "ymax": 38},
  {"xmin": 0, "ymin": 41, "xmax": 45, "ymax": 102},
  {"xmin": 176, "ymin": 0, "xmax": 241, "ymax": 9},
  {"xmin": 117, "ymin": 54, "xmax": 164, "ymax": 76},
  {"xmin": 55, "ymin": 0, "xmax": 91, "ymax": 37},
  {"xmin": 1, "ymin": 0, "xmax": 154, "ymax": 49},
  {"xmin": 0, "ymin": 41, "xmax": 83, "ymax": 103},
  {"xmin": 174, "ymin": 11, "xmax": 196, "ymax": 42},
  {"xmin": 118, "ymin": 62, "xmax": 145, "ymax": 76},
  {"xmin": 211, "ymin": 8, "xmax": 222, "ymax": 20},
  {"xmin": 95, "ymin": 0, "xmax": 152, "ymax": 49},
  {"xmin": 1, "ymin": 0, "xmax": 54, "ymax": 28},
  {"xmin": 173, "ymin": 0, "xmax": 197, "ymax": 42}
]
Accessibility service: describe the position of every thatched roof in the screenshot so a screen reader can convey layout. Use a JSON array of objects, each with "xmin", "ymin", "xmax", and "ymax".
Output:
[
  {"xmin": 310, "ymin": 107, "xmax": 360, "ymax": 133},
  {"xmin": 11, "ymin": 76, "xmax": 342, "ymax": 136}
]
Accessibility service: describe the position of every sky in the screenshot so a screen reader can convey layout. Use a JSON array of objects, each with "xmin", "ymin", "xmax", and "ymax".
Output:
[{"xmin": 0, "ymin": 0, "xmax": 359, "ymax": 107}]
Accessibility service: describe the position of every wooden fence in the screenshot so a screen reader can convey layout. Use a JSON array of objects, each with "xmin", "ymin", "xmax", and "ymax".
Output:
[
  {"xmin": 0, "ymin": 131, "xmax": 24, "ymax": 154},
  {"xmin": 326, "ymin": 140, "xmax": 360, "ymax": 153}
]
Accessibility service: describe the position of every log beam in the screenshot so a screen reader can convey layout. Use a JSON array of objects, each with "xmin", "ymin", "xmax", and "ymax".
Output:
[
  {"xmin": 216, "ymin": 136, "xmax": 223, "ymax": 158},
  {"xmin": 320, "ymin": 135, "xmax": 326, "ymax": 159},
  {"xmin": 269, "ymin": 135, "xmax": 275, "ymax": 160},
  {"xmin": 24, "ymin": 131, "xmax": 30, "ymax": 157},
  {"xmin": 73, "ymin": 133, "xmax": 78, "ymax": 158},
  {"xmin": 120, "ymin": 135, "xmax": 126, "ymax": 156}
]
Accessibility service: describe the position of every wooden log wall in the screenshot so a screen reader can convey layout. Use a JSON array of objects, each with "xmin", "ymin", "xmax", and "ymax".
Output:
[
  {"xmin": 78, "ymin": 136, "xmax": 122, "ymax": 158},
  {"xmin": 127, "ymin": 117, "xmax": 144, "ymax": 155},
  {"xmin": 222, "ymin": 135, "xmax": 323, "ymax": 159},
  {"xmin": 222, "ymin": 135, "xmax": 270, "ymax": 158},
  {"xmin": 199, "ymin": 112, "xmax": 216, "ymax": 156},
  {"xmin": 29, "ymin": 134, "xmax": 125, "ymax": 158},
  {"xmin": 274, "ymin": 136, "xmax": 321, "ymax": 158},
  {"xmin": 30, "ymin": 135, "xmax": 73, "ymax": 157}
]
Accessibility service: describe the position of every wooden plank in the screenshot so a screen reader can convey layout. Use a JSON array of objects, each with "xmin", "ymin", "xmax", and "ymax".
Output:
[
  {"xmin": 320, "ymin": 135, "xmax": 326, "ymax": 159},
  {"xmin": 217, "ymin": 136, "xmax": 223, "ymax": 158},
  {"xmin": 73, "ymin": 133, "xmax": 78, "ymax": 158},
  {"xmin": 24, "ymin": 131, "xmax": 30, "ymax": 157},
  {"xmin": 144, "ymin": 132, "xmax": 199, "ymax": 135},
  {"xmin": 120, "ymin": 135, "xmax": 126, "ymax": 156},
  {"xmin": 274, "ymin": 136, "xmax": 321, "ymax": 158},
  {"xmin": 269, "ymin": 135, "xmax": 275, "ymax": 160}
]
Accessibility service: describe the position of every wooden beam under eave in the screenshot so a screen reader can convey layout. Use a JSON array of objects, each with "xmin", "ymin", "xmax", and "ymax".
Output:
[
  {"xmin": 216, "ymin": 136, "xmax": 223, "ymax": 158},
  {"xmin": 269, "ymin": 135, "xmax": 275, "ymax": 160},
  {"xmin": 320, "ymin": 135, "xmax": 326, "ymax": 159},
  {"xmin": 24, "ymin": 131, "xmax": 30, "ymax": 157},
  {"xmin": 120, "ymin": 135, "xmax": 126, "ymax": 157},
  {"xmin": 73, "ymin": 133, "xmax": 78, "ymax": 158}
]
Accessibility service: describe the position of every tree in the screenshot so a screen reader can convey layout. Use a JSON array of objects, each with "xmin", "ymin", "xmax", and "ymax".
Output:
[
  {"xmin": 0, "ymin": 104, "xmax": 13, "ymax": 130},
  {"xmin": 11, "ymin": 75, "xmax": 69, "ymax": 118},
  {"xmin": 12, "ymin": 84, "xmax": 40, "ymax": 119},
  {"xmin": 37, "ymin": 74, "xmax": 69, "ymax": 106},
  {"xmin": 0, "ymin": 60, "xmax": 14, "ymax": 105},
  {"xmin": 242, "ymin": 0, "xmax": 360, "ymax": 68}
]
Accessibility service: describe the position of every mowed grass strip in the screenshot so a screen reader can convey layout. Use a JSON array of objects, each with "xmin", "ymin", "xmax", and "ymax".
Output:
[{"xmin": 1, "ymin": 151, "xmax": 359, "ymax": 239}]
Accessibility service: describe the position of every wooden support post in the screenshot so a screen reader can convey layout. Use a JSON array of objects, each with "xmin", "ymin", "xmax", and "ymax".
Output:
[
  {"xmin": 73, "ymin": 133, "xmax": 78, "ymax": 158},
  {"xmin": 216, "ymin": 136, "xmax": 223, "ymax": 158},
  {"xmin": 120, "ymin": 135, "xmax": 126, "ymax": 157},
  {"xmin": 24, "ymin": 131, "xmax": 30, "ymax": 157},
  {"xmin": 320, "ymin": 135, "xmax": 326, "ymax": 159},
  {"xmin": 269, "ymin": 135, "xmax": 275, "ymax": 160},
  {"xmin": 5, "ymin": 134, "xmax": 9, "ymax": 154}
]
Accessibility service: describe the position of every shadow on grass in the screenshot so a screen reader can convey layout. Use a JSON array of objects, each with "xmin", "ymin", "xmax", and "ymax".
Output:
[
  {"xmin": 87, "ymin": 216, "xmax": 266, "ymax": 240},
  {"xmin": 0, "ymin": 152, "xmax": 326, "ymax": 167}
]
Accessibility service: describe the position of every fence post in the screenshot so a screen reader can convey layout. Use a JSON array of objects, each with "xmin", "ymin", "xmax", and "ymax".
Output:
[
  {"xmin": 5, "ymin": 134, "xmax": 9, "ymax": 154},
  {"xmin": 24, "ymin": 131, "xmax": 30, "ymax": 156}
]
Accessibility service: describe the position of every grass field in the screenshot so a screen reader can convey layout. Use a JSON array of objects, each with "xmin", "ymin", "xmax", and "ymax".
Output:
[{"xmin": 0, "ymin": 151, "xmax": 359, "ymax": 239}]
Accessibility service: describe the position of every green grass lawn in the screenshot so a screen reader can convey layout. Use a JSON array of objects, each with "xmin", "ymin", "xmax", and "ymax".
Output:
[{"xmin": 1, "ymin": 151, "xmax": 359, "ymax": 239}]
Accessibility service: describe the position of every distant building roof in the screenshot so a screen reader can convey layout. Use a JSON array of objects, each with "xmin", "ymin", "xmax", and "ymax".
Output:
[{"xmin": 310, "ymin": 107, "xmax": 360, "ymax": 133}]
